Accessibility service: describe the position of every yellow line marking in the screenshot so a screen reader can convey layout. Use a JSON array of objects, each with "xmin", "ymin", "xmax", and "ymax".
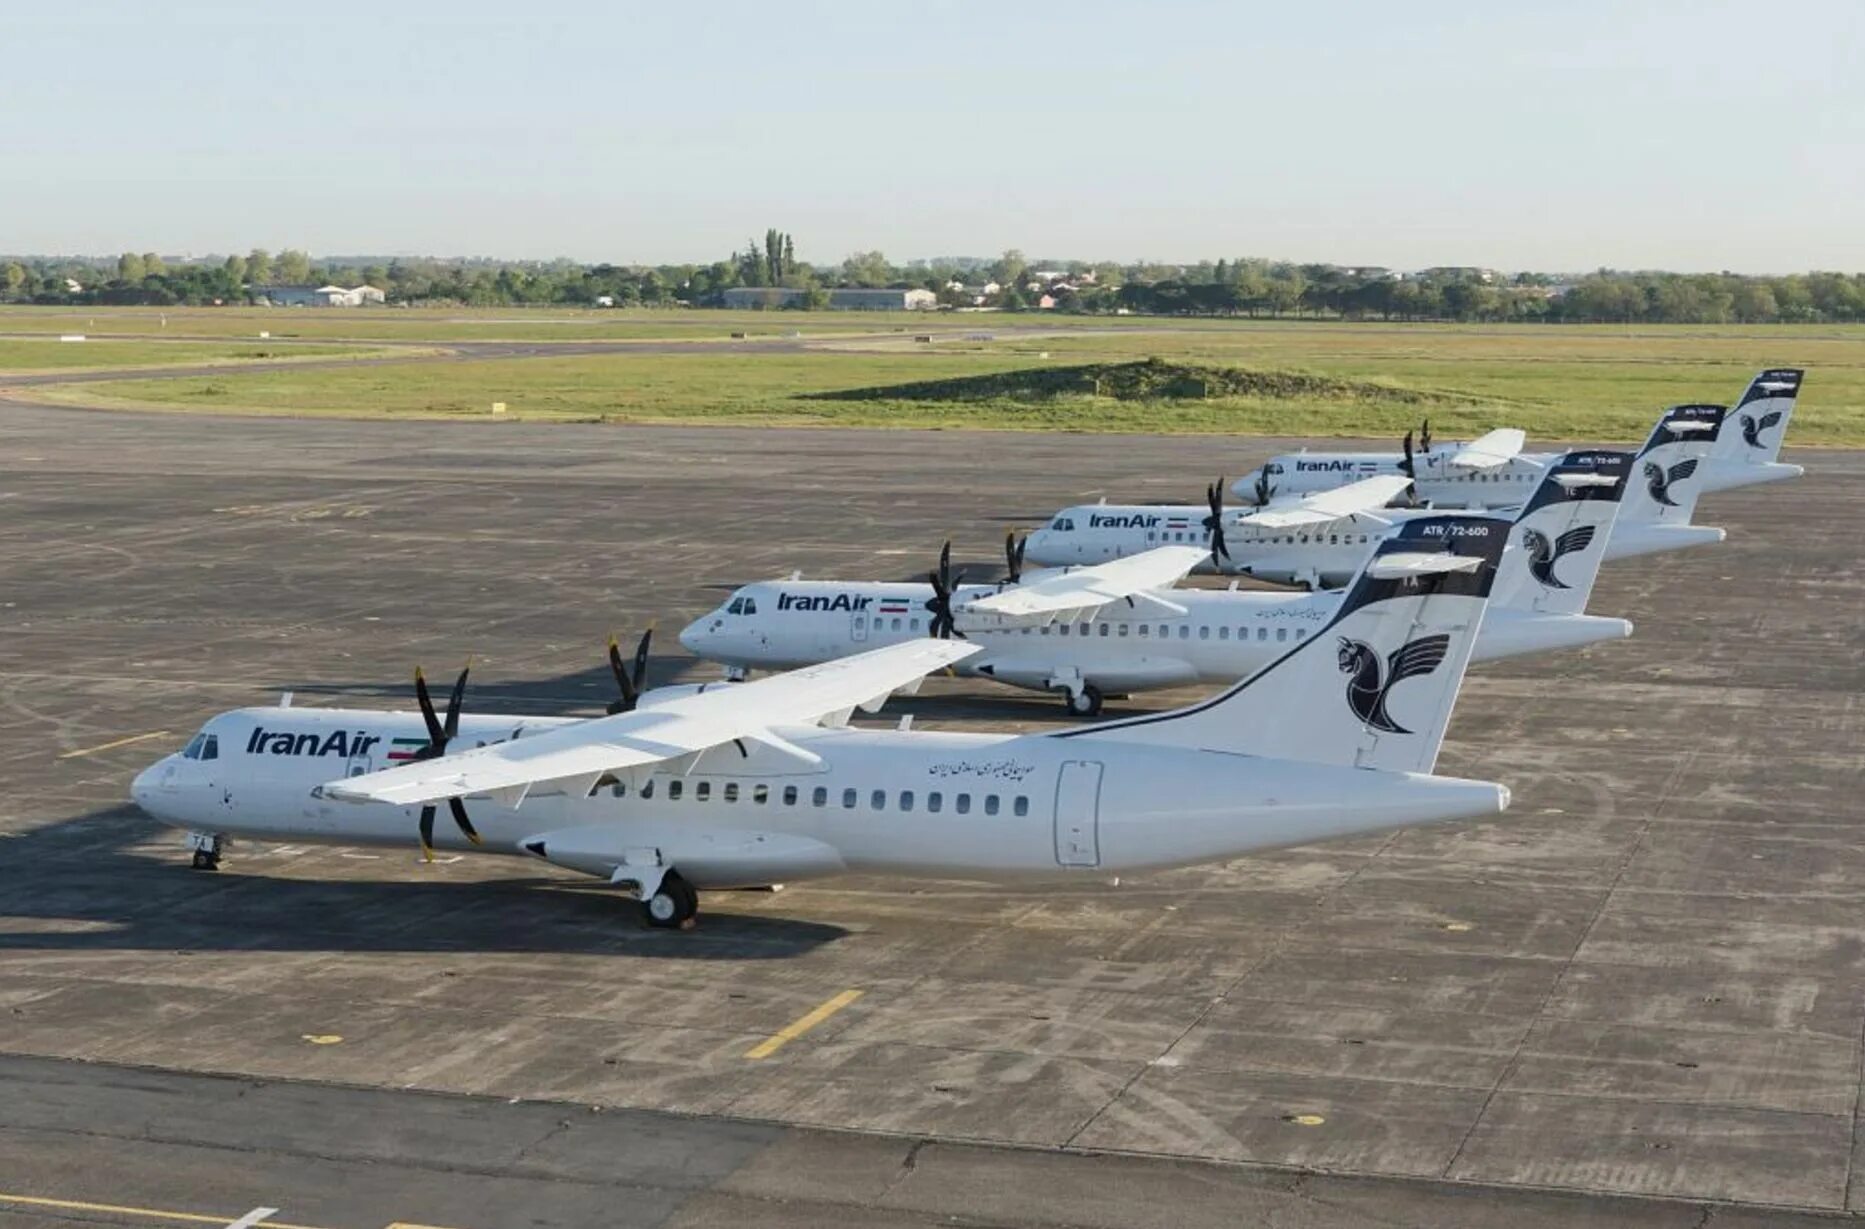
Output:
[
  {"xmin": 744, "ymin": 989, "xmax": 864, "ymax": 1059},
  {"xmin": 0, "ymin": 1191, "xmax": 327, "ymax": 1229},
  {"xmin": 57, "ymin": 730, "xmax": 170, "ymax": 759}
]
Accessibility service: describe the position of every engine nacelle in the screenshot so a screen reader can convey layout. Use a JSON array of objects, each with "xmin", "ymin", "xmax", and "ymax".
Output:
[{"xmin": 633, "ymin": 681, "xmax": 741, "ymax": 710}]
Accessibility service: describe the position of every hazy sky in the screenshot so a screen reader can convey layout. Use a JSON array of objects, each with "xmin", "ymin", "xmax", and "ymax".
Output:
[{"xmin": 3, "ymin": 2, "xmax": 1859, "ymax": 272}]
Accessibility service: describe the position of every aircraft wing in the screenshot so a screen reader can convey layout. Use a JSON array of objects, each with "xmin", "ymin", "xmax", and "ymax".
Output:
[
  {"xmin": 324, "ymin": 640, "xmax": 981, "ymax": 808},
  {"xmin": 1449, "ymin": 427, "xmax": 1526, "ymax": 469},
  {"xmin": 954, "ymin": 546, "xmax": 1210, "ymax": 619},
  {"xmin": 1240, "ymin": 474, "xmax": 1414, "ymax": 528}
]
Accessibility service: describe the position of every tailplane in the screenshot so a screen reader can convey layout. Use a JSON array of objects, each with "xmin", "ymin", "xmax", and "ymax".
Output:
[{"xmin": 1068, "ymin": 515, "xmax": 1507, "ymax": 774}]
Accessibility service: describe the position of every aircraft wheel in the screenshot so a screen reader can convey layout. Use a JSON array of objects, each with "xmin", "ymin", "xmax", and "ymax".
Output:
[
  {"xmin": 1064, "ymin": 684, "xmax": 1104, "ymax": 718},
  {"xmin": 190, "ymin": 850, "xmax": 220, "ymax": 871},
  {"xmin": 644, "ymin": 871, "xmax": 699, "ymax": 928}
]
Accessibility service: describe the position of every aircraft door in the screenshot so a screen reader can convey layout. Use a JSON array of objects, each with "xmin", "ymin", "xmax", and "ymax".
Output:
[{"xmin": 1053, "ymin": 760, "xmax": 1103, "ymax": 867}]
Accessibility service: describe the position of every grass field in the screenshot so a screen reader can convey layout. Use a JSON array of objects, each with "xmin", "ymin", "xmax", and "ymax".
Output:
[
  {"xmin": 0, "ymin": 337, "xmax": 389, "ymax": 373},
  {"xmin": 12, "ymin": 315, "xmax": 1865, "ymax": 445}
]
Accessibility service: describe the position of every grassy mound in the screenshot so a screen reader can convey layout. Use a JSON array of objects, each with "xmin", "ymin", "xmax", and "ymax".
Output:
[{"xmin": 805, "ymin": 357, "xmax": 1459, "ymax": 405}]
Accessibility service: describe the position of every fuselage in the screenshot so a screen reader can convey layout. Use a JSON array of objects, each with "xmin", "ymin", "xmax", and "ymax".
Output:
[
  {"xmin": 131, "ymin": 706, "xmax": 1506, "ymax": 887},
  {"xmin": 678, "ymin": 579, "xmax": 1629, "ymax": 698}
]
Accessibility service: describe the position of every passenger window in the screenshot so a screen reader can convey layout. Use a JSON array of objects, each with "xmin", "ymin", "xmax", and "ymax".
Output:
[
  {"xmin": 900, "ymin": 790, "xmax": 914, "ymax": 811},
  {"xmin": 871, "ymin": 789, "xmax": 886, "ymax": 810},
  {"xmin": 928, "ymin": 792, "xmax": 943, "ymax": 813},
  {"xmin": 723, "ymin": 782, "xmax": 739, "ymax": 802},
  {"xmin": 1118, "ymin": 624, "xmax": 1129, "ymax": 637},
  {"xmin": 1296, "ymin": 629, "xmax": 1307, "ymax": 640},
  {"xmin": 1277, "ymin": 627, "xmax": 1288, "ymax": 642},
  {"xmin": 1178, "ymin": 625, "xmax": 1190, "ymax": 639},
  {"xmin": 812, "ymin": 786, "xmax": 827, "ymax": 807},
  {"xmin": 892, "ymin": 618, "xmax": 902, "ymax": 631},
  {"xmin": 1218, "ymin": 626, "xmax": 1229, "ymax": 640},
  {"xmin": 611, "ymin": 781, "xmax": 627, "ymax": 798},
  {"xmin": 641, "ymin": 779, "xmax": 655, "ymax": 799},
  {"xmin": 783, "ymin": 785, "xmax": 798, "ymax": 806},
  {"xmin": 842, "ymin": 788, "xmax": 857, "ymax": 809},
  {"xmin": 1138, "ymin": 624, "xmax": 1149, "ymax": 637},
  {"xmin": 985, "ymin": 795, "xmax": 1000, "ymax": 815},
  {"xmin": 1014, "ymin": 796, "xmax": 1030, "ymax": 817},
  {"xmin": 1199, "ymin": 626, "xmax": 1209, "ymax": 640},
  {"xmin": 753, "ymin": 784, "xmax": 768, "ymax": 805},
  {"xmin": 1257, "ymin": 627, "xmax": 1267, "ymax": 641},
  {"xmin": 1058, "ymin": 623, "xmax": 1069, "ymax": 636},
  {"xmin": 1040, "ymin": 625, "xmax": 1051, "ymax": 635},
  {"xmin": 1098, "ymin": 623, "xmax": 1109, "ymax": 637},
  {"xmin": 910, "ymin": 618, "xmax": 921, "ymax": 631},
  {"xmin": 694, "ymin": 780, "xmax": 710, "ymax": 801},
  {"xmin": 668, "ymin": 779, "xmax": 683, "ymax": 801},
  {"xmin": 956, "ymin": 794, "xmax": 971, "ymax": 815}
]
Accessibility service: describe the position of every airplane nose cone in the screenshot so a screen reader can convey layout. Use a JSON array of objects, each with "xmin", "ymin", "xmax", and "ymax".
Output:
[
  {"xmin": 677, "ymin": 620, "xmax": 703, "ymax": 653},
  {"xmin": 130, "ymin": 763, "xmax": 158, "ymax": 812}
]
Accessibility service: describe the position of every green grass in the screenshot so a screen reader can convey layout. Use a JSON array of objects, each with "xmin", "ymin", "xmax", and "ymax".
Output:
[
  {"xmin": 0, "ymin": 337, "xmax": 387, "ymax": 372},
  {"xmin": 20, "ymin": 318, "xmax": 1865, "ymax": 445}
]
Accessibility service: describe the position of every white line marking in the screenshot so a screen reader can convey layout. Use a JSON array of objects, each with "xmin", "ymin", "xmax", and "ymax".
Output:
[{"xmin": 225, "ymin": 1208, "xmax": 280, "ymax": 1229}]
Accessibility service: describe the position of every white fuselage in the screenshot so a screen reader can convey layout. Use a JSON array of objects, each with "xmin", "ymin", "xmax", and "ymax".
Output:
[
  {"xmin": 679, "ymin": 580, "xmax": 1626, "ymax": 699},
  {"xmin": 131, "ymin": 707, "xmax": 1506, "ymax": 888}
]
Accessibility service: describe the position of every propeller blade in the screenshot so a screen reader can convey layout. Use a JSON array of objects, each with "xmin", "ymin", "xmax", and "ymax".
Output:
[
  {"xmin": 1420, "ymin": 418, "xmax": 1433, "ymax": 453},
  {"xmin": 442, "ymin": 663, "xmax": 469, "ymax": 741},
  {"xmin": 413, "ymin": 668, "xmax": 445, "ymax": 745},
  {"xmin": 1204, "ymin": 479, "xmax": 1229, "ymax": 561},
  {"xmin": 448, "ymin": 795, "xmax": 483, "ymax": 846},
  {"xmin": 631, "ymin": 624, "xmax": 653, "ymax": 692},
  {"xmin": 1004, "ymin": 531, "xmax": 1025, "ymax": 584},
  {"xmin": 418, "ymin": 804, "xmax": 436, "ymax": 862},
  {"xmin": 1401, "ymin": 430, "xmax": 1415, "ymax": 478},
  {"xmin": 607, "ymin": 635, "xmax": 634, "ymax": 709}
]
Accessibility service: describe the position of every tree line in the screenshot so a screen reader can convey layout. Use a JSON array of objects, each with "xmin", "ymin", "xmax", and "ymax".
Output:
[{"xmin": 2, "ymin": 243, "xmax": 1863, "ymax": 324}]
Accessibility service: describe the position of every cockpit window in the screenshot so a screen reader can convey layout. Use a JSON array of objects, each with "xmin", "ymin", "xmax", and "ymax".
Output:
[
  {"xmin": 741, "ymin": 597, "xmax": 757, "ymax": 615},
  {"xmin": 726, "ymin": 597, "xmax": 745, "ymax": 615},
  {"xmin": 201, "ymin": 735, "xmax": 219, "ymax": 761},
  {"xmin": 181, "ymin": 733, "xmax": 208, "ymax": 760},
  {"xmin": 1051, "ymin": 517, "xmax": 1075, "ymax": 532}
]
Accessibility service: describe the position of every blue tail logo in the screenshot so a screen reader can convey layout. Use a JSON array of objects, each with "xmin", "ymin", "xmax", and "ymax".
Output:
[
  {"xmin": 1740, "ymin": 410, "xmax": 1783, "ymax": 450},
  {"xmin": 1338, "ymin": 634, "xmax": 1450, "ymax": 734},
  {"xmin": 1643, "ymin": 458, "xmax": 1699, "ymax": 507},
  {"xmin": 1522, "ymin": 525, "xmax": 1597, "ymax": 589}
]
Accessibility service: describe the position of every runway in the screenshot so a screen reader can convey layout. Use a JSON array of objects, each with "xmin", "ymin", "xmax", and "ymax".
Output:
[{"xmin": 1, "ymin": 400, "xmax": 1861, "ymax": 1225}]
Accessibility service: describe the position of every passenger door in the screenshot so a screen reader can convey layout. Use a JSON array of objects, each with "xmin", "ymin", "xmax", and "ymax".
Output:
[{"xmin": 1053, "ymin": 761, "xmax": 1103, "ymax": 867}]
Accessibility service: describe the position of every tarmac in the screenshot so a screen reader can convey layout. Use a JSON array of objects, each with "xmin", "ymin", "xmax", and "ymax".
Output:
[{"xmin": 1, "ymin": 398, "xmax": 1861, "ymax": 1227}]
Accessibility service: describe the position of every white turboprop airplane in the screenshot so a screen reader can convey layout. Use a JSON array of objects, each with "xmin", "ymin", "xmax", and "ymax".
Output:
[
  {"xmin": 1229, "ymin": 368, "xmax": 1803, "ymax": 506},
  {"xmin": 1024, "ymin": 405, "xmax": 1723, "ymax": 585},
  {"xmin": 679, "ymin": 450, "xmax": 1632, "ymax": 715},
  {"xmin": 132, "ymin": 521, "xmax": 1512, "ymax": 928}
]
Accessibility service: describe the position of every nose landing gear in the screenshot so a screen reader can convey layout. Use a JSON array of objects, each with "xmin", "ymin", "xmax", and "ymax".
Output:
[{"xmin": 186, "ymin": 831, "xmax": 224, "ymax": 871}]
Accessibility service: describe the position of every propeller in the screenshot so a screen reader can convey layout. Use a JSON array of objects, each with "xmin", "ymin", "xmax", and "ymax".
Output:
[
  {"xmin": 1420, "ymin": 419, "xmax": 1433, "ymax": 453},
  {"xmin": 1399, "ymin": 429, "xmax": 1416, "ymax": 478},
  {"xmin": 1252, "ymin": 468, "xmax": 1274, "ymax": 507},
  {"xmin": 606, "ymin": 624, "xmax": 654, "ymax": 714},
  {"xmin": 410, "ymin": 662, "xmax": 480, "ymax": 861},
  {"xmin": 1203, "ymin": 479, "xmax": 1230, "ymax": 562},
  {"xmin": 924, "ymin": 540, "xmax": 966, "ymax": 639},
  {"xmin": 1003, "ymin": 531, "xmax": 1027, "ymax": 585}
]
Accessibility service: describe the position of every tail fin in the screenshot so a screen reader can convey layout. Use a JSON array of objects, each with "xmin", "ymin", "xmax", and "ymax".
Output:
[
  {"xmin": 1069, "ymin": 515, "xmax": 1507, "ymax": 774},
  {"xmin": 1488, "ymin": 450, "xmax": 1629, "ymax": 615},
  {"xmin": 1620, "ymin": 404, "xmax": 1724, "ymax": 527},
  {"xmin": 1717, "ymin": 368, "xmax": 1803, "ymax": 470}
]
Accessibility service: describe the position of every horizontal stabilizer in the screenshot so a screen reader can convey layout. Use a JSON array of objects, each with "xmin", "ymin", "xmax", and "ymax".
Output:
[{"xmin": 1367, "ymin": 552, "xmax": 1485, "ymax": 578}]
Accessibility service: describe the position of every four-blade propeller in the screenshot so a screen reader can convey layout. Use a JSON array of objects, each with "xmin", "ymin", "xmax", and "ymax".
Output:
[
  {"xmin": 1203, "ymin": 479, "xmax": 1230, "ymax": 561},
  {"xmin": 410, "ymin": 662, "xmax": 481, "ymax": 861},
  {"xmin": 1251, "ymin": 468, "xmax": 1274, "ymax": 507},
  {"xmin": 925, "ymin": 540, "xmax": 966, "ymax": 639}
]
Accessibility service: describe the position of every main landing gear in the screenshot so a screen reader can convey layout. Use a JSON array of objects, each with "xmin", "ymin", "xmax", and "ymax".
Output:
[
  {"xmin": 1062, "ymin": 683, "xmax": 1104, "ymax": 718},
  {"xmin": 186, "ymin": 831, "xmax": 224, "ymax": 871},
  {"xmin": 643, "ymin": 870, "xmax": 699, "ymax": 929}
]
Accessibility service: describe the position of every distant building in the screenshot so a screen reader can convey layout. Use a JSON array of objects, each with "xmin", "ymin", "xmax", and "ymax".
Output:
[
  {"xmin": 63, "ymin": 278, "xmax": 83, "ymax": 294},
  {"xmin": 253, "ymin": 284, "xmax": 385, "ymax": 307},
  {"xmin": 721, "ymin": 287, "xmax": 936, "ymax": 311}
]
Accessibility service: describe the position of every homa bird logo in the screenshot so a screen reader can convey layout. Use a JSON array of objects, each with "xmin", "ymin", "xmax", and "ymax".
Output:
[
  {"xmin": 1337, "ymin": 634, "xmax": 1451, "ymax": 734},
  {"xmin": 1522, "ymin": 525, "xmax": 1596, "ymax": 589},
  {"xmin": 1740, "ymin": 410, "xmax": 1783, "ymax": 449},
  {"xmin": 1643, "ymin": 458, "xmax": 1699, "ymax": 507}
]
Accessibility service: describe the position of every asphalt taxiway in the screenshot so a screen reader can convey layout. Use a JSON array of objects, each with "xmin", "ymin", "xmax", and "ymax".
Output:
[{"xmin": 1, "ymin": 400, "xmax": 1860, "ymax": 1226}]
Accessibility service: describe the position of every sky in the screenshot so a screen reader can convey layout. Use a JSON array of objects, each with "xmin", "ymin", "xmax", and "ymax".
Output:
[{"xmin": 2, "ymin": 1, "xmax": 1860, "ymax": 273}]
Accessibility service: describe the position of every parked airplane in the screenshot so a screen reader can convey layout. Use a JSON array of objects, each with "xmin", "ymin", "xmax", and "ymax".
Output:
[
  {"xmin": 132, "ymin": 521, "xmax": 1512, "ymax": 928},
  {"xmin": 1229, "ymin": 368, "xmax": 1802, "ymax": 506},
  {"xmin": 680, "ymin": 451, "xmax": 1632, "ymax": 715},
  {"xmin": 1025, "ymin": 404, "xmax": 1722, "ymax": 586}
]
